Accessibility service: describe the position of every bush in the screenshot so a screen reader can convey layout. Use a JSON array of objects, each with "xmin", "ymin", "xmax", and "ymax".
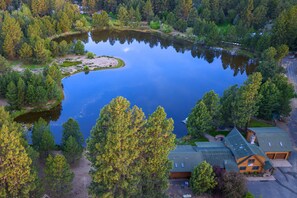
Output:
[
  {"xmin": 83, "ymin": 66, "xmax": 89, "ymax": 71},
  {"xmin": 74, "ymin": 40, "xmax": 85, "ymax": 55},
  {"xmin": 86, "ymin": 52, "xmax": 95, "ymax": 59},
  {"xmin": 150, "ymin": 21, "xmax": 160, "ymax": 30},
  {"xmin": 160, "ymin": 24, "xmax": 173, "ymax": 33}
]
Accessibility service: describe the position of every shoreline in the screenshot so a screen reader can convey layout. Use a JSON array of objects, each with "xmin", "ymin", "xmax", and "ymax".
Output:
[
  {"xmin": 8, "ymin": 25, "xmax": 253, "ymax": 119},
  {"xmin": 9, "ymin": 55, "xmax": 125, "ymax": 119}
]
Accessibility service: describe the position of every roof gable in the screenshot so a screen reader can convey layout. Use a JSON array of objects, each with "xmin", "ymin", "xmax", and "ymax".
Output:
[
  {"xmin": 224, "ymin": 128, "xmax": 266, "ymax": 159},
  {"xmin": 248, "ymin": 127, "xmax": 293, "ymax": 152}
]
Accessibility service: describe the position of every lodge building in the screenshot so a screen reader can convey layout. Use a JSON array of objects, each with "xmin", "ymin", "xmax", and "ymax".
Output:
[{"xmin": 169, "ymin": 127, "xmax": 293, "ymax": 179}]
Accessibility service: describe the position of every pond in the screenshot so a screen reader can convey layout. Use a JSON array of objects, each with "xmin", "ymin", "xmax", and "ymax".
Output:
[{"xmin": 15, "ymin": 30, "xmax": 257, "ymax": 143}]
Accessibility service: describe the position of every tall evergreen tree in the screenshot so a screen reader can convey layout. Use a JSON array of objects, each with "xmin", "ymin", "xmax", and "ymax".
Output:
[
  {"xmin": 140, "ymin": 106, "xmax": 175, "ymax": 197},
  {"xmin": 232, "ymin": 72, "xmax": 262, "ymax": 128},
  {"xmin": 187, "ymin": 100, "xmax": 212, "ymax": 137},
  {"xmin": 6, "ymin": 81, "xmax": 18, "ymax": 110},
  {"xmin": 45, "ymin": 154, "xmax": 74, "ymax": 197},
  {"xmin": 258, "ymin": 79, "xmax": 280, "ymax": 120},
  {"xmin": 0, "ymin": 107, "xmax": 36, "ymax": 197},
  {"xmin": 202, "ymin": 90, "xmax": 221, "ymax": 127},
  {"xmin": 87, "ymin": 97, "xmax": 145, "ymax": 197},
  {"xmin": 17, "ymin": 78, "xmax": 25, "ymax": 108},
  {"xmin": 190, "ymin": 161, "xmax": 217, "ymax": 195},
  {"xmin": 1, "ymin": 13, "xmax": 23, "ymax": 59},
  {"xmin": 143, "ymin": 0, "xmax": 154, "ymax": 21}
]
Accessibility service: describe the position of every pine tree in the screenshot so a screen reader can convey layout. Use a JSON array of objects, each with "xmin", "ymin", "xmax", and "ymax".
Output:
[
  {"xmin": 62, "ymin": 118, "xmax": 84, "ymax": 147},
  {"xmin": 202, "ymin": 90, "xmax": 221, "ymax": 127},
  {"xmin": 45, "ymin": 154, "xmax": 74, "ymax": 197},
  {"xmin": 232, "ymin": 72, "xmax": 262, "ymax": 128},
  {"xmin": 19, "ymin": 43, "xmax": 33, "ymax": 62},
  {"xmin": 118, "ymin": 6, "xmax": 129, "ymax": 26},
  {"xmin": 74, "ymin": 40, "xmax": 85, "ymax": 55},
  {"xmin": 143, "ymin": 0, "xmax": 154, "ymax": 21},
  {"xmin": 187, "ymin": 100, "xmax": 212, "ymax": 137},
  {"xmin": 63, "ymin": 136, "xmax": 83, "ymax": 164},
  {"xmin": 258, "ymin": 79, "xmax": 280, "ymax": 120},
  {"xmin": 6, "ymin": 81, "xmax": 18, "ymax": 110},
  {"xmin": 1, "ymin": 13, "xmax": 23, "ymax": 59},
  {"xmin": 87, "ymin": 96, "xmax": 145, "ymax": 197},
  {"xmin": 26, "ymin": 84, "xmax": 36, "ymax": 105},
  {"xmin": 17, "ymin": 78, "xmax": 25, "ymax": 108},
  {"xmin": 140, "ymin": 106, "xmax": 175, "ymax": 197},
  {"xmin": 190, "ymin": 161, "xmax": 217, "ymax": 195},
  {"xmin": 32, "ymin": 118, "xmax": 55, "ymax": 156},
  {"xmin": 0, "ymin": 107, "xmax": 36, "ymax": 197},
  {"xmin": 220, "ymin": 85, "xmax": 238, "ymax": 126}
]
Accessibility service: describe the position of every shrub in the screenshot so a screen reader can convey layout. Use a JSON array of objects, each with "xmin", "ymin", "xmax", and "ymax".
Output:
[
  {"xmin": 83, "ymin": 66, "xmax": 89, "ymax": 71},
  {"xmin": 150, "ymin": 21, "xmax": 160, "ymax": 30},
  {"xmin": 86, "ymin": 52, "xmax": 95, "ymax": 59},
  {"xmin": 160, "ymin": 24, "xmax": 173, "ymax": 33}
]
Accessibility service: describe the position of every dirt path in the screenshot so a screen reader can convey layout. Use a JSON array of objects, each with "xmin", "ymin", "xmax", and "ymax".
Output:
[
  {"xmin": 0, "ymin": 98, "xmax": 7, "ymax": 106},
  {"xmin": 68, "ymin": 153, "xmax": 92, "ymax": 198}
]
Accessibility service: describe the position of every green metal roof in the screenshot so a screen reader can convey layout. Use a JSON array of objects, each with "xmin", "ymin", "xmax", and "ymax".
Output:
[
  {"xmin": 168, "ymin": 145, "xmax": 204, "ymax": 172},
  {"xmin": 248, "ymin": 127, "xmax": 293, "ymax": 152},
  {"xmin": 224, "ymin": 128, "xmax": 266, "ymax": 159},
  {"xmin": 196, "ymin": 141, "xmax": 239, "ymax": 172}
]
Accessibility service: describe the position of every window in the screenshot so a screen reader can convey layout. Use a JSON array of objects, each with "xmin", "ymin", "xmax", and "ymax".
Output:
[
  {"xmin": 248, "ymin": 159, "xmax": 255, "ymax": 166},
  {"xmin": 181, "ymin": 163, "xmax": 185, "ymax": 168},
  {"xmin": 174, "ymin": 163, "xmax": 178, "ymax": 168},
  {"xmin": 240, "ymin": 166, "xmax": 246, "ymax": 170},
  {"xmin": 252, "ymin": 166, "xmax": 259, "ymax": 170}
]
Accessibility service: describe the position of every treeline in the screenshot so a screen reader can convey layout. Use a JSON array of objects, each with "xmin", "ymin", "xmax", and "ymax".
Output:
[
  {"xmin": 87, "ymin": 96, "xmax": 175, "ymax": 197},
  {"xmin": 0, "ymin": 96, "xmax": 176, "ymax": 197},
  {"xmin": 187, "ymin": 59, "xmax": 295, "ymax": 138},
  {"xmin": 0, "ymin": 2, "xmax": 84, "ymax": 63},
  {"xmin": 78, "ymin": 0, "xmax": 297, "ymax": 49},
  {"xmin": 0, "ymin": 106, "xmax": 84, "ymax": 197},
  {"xmin": 0, "ymin": 64, "xmax": 62, "ymax": 110}
]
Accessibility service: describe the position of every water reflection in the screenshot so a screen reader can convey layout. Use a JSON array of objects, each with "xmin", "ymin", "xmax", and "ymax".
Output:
[
  {"xmin": 56, "ymin": 29, "xmax": 257, "ymax": 76},
  {"xmin": 16, "ymin": 30, "xmax": 257, "ymax": 140}
]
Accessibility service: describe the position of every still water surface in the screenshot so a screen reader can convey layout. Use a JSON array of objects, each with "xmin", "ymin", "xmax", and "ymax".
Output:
[{"xmin": 16, "ymin": 30, "xmax": 256, "ymax": 143}]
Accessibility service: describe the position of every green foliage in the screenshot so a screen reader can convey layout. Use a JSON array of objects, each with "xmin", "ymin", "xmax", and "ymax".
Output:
[
  {"xmin": 258, "ymin": 79, "xmax": 280, "ymax": 120},
  {"xmin": 62, "ymin": 118, "xmax": 84, "ymax": 147},
  {"xmin": 222, "ymin": 172, "xmax": 247, "ymax": 198},
  {"xmin": 74, "ymin": 40, "xmax": 85, "ymax": 55},
  {"xmin": 92, "ymin": 11, "xmax": 110, "ymax": 28},
  {"xmin": 140, "ymin": 106, "xmax": 175, "ymax": 197},
  {"xmin": 63, "ymin": 136, "xmax": 83, "ymax": 164},
  {"xmin": 87, "ymin": 97, "xmax": 175, "ymax": 197},
  {"xmin": 6, "ymin": 81, "xmax": 18, "ymax": 110},
  {"xmin": 245, "ymin": 192, "xmax": 255, "ymax": 198},
  {"xmin": 118, "ymin": 6, "xmax": 129, "ymax": 26},
  {"xmin": 32, "ymin": 118, "xmax": 55, "ymax": 157},
  {"xmin": 150, "ymin": 21, "xmax": 161, "ymax": 30},
  {"xmin": 143, "ymin": 0, "xmax": 154, "ymax": 21},
  {"xmin": 0, "ymin": 55, "xmax": 9, "ymax": 73},
  {"xmin": 232, "ymin": 72, "xmax": 262, "ymax": 128},
  {"xmin": 187, "ymin": 100, "xmax": 212, "ymax": 137},
  {"xmin": 160, "ymin": 24, "xmax": 173, "ymax": 33},
  {"xmin": 45, "ymin": 154, "xmax": 74, "ymax": 197},
  {"xmin": 202, "ymin": 90, "xmax": 221, "ymax": 127},
  {"xmin": 0, "ymin": 107, "xmax": 36, "ymax": 197},
  {"xmin": 86, "ymin": 52, "xmax": 96, "ymax": 59},
  {"xmin": 174, "ymin": 19, "xmax": 187, "ymax": 32},
  {"xmin": 272, "ymin": 74, "xmax": 295, "ymax": 116},
  {"xmin": 61, "ymin": 60, "xmax": 82, "ymax": 67},
  {"xmin": 190, "ymin": 161, "xmax": 217, "ymax": 195},
  {"xmin": 220, "ymin": 85, "xmax": 238, "ymax": 126}
]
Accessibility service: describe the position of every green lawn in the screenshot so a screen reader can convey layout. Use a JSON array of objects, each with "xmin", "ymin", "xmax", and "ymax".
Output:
[
  {"xmin": 176, "ymin": 135, "xmax": 208, "ymax": 146},
  {"xmin": 60, "ymin": 60, "xmax": 82, "ymax": 67},
  {"xmin": 248, "ymin": 119, "xmax": 273, "ymax": 127},
  {"xmin": 208, "ymin": 130, "xmax": 230, "ymax": 137}
]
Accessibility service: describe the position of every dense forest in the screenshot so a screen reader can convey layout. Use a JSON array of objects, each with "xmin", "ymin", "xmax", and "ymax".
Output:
[{"xmin": 1, "ymin": 0, "xmax": 297, "ymax": 197}]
